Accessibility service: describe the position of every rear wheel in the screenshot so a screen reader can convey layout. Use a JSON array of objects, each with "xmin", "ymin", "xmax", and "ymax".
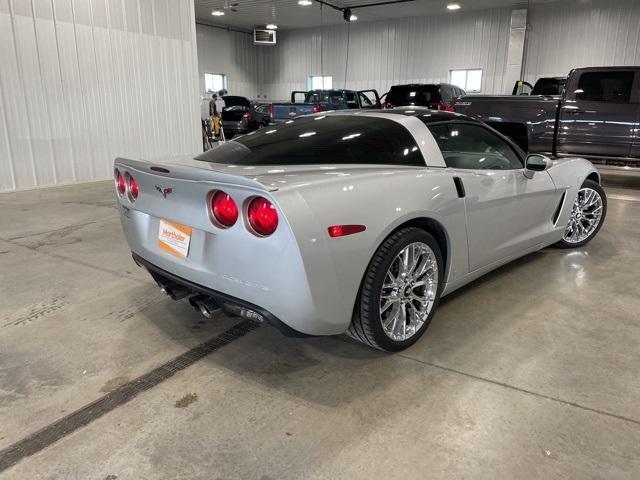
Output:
[
  {"xmin": 554, "ymin": 179, "xmax": 606, "ymax": 248},
  {"xmin": 347, "ymin": 227, "xmax": 443, "ymax": 351}
]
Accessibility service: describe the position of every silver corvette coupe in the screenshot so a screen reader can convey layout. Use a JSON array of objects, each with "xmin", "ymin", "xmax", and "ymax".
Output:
[{"xmin": 114, "ymin": 109, "xmax": 606, "ymax": 351}]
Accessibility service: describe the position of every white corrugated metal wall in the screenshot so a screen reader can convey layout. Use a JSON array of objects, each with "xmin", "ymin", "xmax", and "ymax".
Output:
[
  {"xmin": 196, "ymin": 23, "xmax": 259, "ymax": 115},
  {"xmin": 524, "ymin": 0, "xmax": 640, "ymax": 79},
  {"xmin": 255, "ymin": 7, "xmax": 513, "ymax": 100},
  {"xmin": 0, "ymin": 0, "xmax": 200, "ymax": 192}
]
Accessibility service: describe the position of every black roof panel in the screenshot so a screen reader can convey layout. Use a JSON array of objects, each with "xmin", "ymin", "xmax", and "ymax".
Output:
[{"xmin": 366, "ymin": 107, "xmax": 480, "ymax": 124}]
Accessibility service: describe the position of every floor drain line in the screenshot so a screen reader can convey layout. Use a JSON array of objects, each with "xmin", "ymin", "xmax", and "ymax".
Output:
[{"xmin": 0, "ymin": 319, "xmax": 261, "ymax": 473}]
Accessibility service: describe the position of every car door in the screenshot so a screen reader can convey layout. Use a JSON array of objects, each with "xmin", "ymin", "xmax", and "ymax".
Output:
[
  {"xmin": 557, "ymin": 68, "xmax": 640, "ymax": 158},
  {"xmin": 357, "ymin": 89, "xmax": 380, "ymax": 109},
  {"xmin": 427, "ymin": 122, "xmax": 558, "ymax": 271},
  {"xmin": 512, "ymin": 80, "xmax": 533, "ymax": 95}
]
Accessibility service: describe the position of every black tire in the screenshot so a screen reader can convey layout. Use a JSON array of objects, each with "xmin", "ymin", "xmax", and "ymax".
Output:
[
  {"xmin": 554, "ymin": 179, "xmax": 607, "ymax": 249},
  {"xmin": 347, "ymin": 227, "xmax": 444, "ymax": 352}
]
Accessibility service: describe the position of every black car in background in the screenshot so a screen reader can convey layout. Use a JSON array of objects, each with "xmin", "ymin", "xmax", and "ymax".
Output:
[
  {"xmin": 382, "ymin": 83, "xmax": 465, "ymax": 111},
  {"xmin": 221, "ymin": 96, "xmax": 259, "ymax": 138}
]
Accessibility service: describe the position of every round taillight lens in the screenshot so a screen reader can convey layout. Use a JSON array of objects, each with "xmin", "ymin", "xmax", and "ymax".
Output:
[
  {"xmin": 127, "ymin": 173, "xmax": 139, "ymax": 202},
  {"xmin": 115, "ymin": 169, "xmax": 125, "ymax": 196},
  {"xmin": 248, "ymin": 197, "xmax": 278, "ymax": 236},
  {"xmin": 211, "ymin": 190, "xmax": 238, "ymax": 227}
]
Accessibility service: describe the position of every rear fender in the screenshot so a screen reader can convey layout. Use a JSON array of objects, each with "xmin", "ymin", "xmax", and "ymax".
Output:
[{"xmin": 274, "ymin": 170, "xmax": 468, "ymax": 332}]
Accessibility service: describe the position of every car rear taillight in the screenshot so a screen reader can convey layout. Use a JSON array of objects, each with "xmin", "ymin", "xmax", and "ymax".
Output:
[
  {"xmin": 328, "ymin": 224, "xmax": 366, "ymax": 237},
  {"xmin": 313, "ymin": 104, "xmax": 322, "ymax": 113},
  {"xmin": 436, "ymin": 102, "xmax": 455, "ymax": 112},
  {"xmin": 243, "ymin": 112, "xmax": 253, "ymax": 120},
  {"xmin": 382, "ymin": 101, "xmax": 393, "ymax": 109},
  {"xmin": 114, "ymin": 168, "xmax": 125, "ymax": 196},
  {"xmin": 268, "ymin": 104, "xmax": 273, "ymax": 119},
  {"xmin": 126, "ymin": 172, "xmax": 139, "ymax": 202},
  {"xmin": 247, "ymin": 197, "xmax": 278, "ymax": 236},
  {"xmin": 211, "ymin": 190, "xmax": 238, "ymax": 227}
]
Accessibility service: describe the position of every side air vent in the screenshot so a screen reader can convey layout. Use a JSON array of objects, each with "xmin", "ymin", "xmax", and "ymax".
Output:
[
  {"xmin": 552, "ymin": 192, "xmax": 566, "ymax": 226},
  {"xmin": 253, "ymin": 29, "xmax": 276, "ymax": 46}
]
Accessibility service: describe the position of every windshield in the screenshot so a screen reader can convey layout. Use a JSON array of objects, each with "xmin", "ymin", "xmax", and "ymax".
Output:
[
  {"xmin": 222, "ymin": 96, "xmax": 251, "ymax": 108},
  {"xmin": 195, "ymin": 115, "xmax": 425, "ymax": 167},
  {"xmin": 386, "ymin": 85, "xmax": 441, "ymax": 106},
  {"xmin": 224, "ymin": 105, "xmax": 250, "ymax": 112}
]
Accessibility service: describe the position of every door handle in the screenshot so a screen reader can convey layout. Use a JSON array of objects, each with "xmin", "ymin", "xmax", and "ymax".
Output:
[
  {"xmin": 563, "ymin": 108, "xmax": 583, "ymax": 114},
  {"xmin": 453, "ymin": 177, "xmax": 466, "ymax": 198}
]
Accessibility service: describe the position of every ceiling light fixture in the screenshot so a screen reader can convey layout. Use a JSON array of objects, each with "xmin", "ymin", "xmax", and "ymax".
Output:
[
  {"xmin": 298, "ymin": 0, "xmax": 312, "ymax": 5},
  {"xmin": 266, "ymin": 23, "xmax": 278, "ymax": 29},
  {"xmin": 211, "ymin": 10, "xmax": 225, "ymax": 16},
  {"xmin": 343, "ymin": 8, "xmax": 357, "ymax": 22},
  {"xmin": 446, "ymin": 2, "xmax": 461, "ymax": 10}
]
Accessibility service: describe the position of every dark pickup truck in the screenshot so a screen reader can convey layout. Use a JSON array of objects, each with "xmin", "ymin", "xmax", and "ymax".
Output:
[
  {"xmin": 454, "ymin": 66, "xmax": 640, "ymax": 168},
  {"xmin": 271, "ymin": 89, "xmax": 380, "ymax": 124}
]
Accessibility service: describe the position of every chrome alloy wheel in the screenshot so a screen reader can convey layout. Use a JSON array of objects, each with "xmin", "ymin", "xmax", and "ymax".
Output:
[
  {"xmin": 562, "ymin": 187, "xmax": 604, "ymax": 244},
  {"xmin": 379, "ymin": 242, "xmax": 438, "ymax": 341}
]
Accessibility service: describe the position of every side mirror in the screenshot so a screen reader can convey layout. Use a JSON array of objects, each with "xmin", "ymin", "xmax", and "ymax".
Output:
[{"xmin": 524, "ymin": 154, "xmax": 553, "ymax": 179}]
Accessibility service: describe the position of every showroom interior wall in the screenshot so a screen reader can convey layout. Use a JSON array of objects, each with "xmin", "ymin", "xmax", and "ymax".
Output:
[
  {"xmin": 0, "ymin": 0, "xmax": 200, "ymax": 192},
  {"xmin": 196, "ymin": 23, "xmax": 260, "ymax": 107},
  {"xmin": 255, "ymin": 7, "xmax": 513, "ymax": 100},
  {"xmin": 524, "ymin": 0, "xmax": 640, "ymax": 79}
]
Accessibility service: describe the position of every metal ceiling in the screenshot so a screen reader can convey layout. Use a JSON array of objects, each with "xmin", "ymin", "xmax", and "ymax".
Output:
[{"xmin": 194, "ymin": 0, "xmax": 563, "ymax": 30}]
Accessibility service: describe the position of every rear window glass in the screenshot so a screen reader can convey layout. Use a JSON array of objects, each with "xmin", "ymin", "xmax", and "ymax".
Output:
[
  {"xmin": 223, "ymin": 96, "xmax": 250, "ymax": 107},
  {"xmin": 195, "ymin": 115, "xmax": 425, "ymax": 167},
  {"xmin": 387, "ymin": 85, "xmax": 441, "ymax": 107},
  {"xmin": 531, "ymin": 78, "xmax": 566, "ymax": 95},
  {"xmin": 304, "ymin": 92, "xmax": 344, "ymax": 103}
]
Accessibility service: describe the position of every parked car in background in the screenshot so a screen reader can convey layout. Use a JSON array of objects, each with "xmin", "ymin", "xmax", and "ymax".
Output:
[
  {"xmin": 454, "ymin": 66, "xmax": 640, "ymax": 169},
  {"xmin": 512, "ymin": 77, "xmax": 567, "ymax": 95},
  {"xmin": 220, "ymin": 96, "xmax": 259, "ymax": 138},
  {"xmin": 270, "ymin": 89, "xmax": 380, "ymax": 123},
  {"xmin": 114, "ymin": 108, "xmax": 605, "ymax": 351},
  {"xmin": 253, "ymin": 103, "xmax": 272, "ymax": 127},
  {"xmin": 382, "ymin": 83, "xmax": 465, "ymax": 111}
]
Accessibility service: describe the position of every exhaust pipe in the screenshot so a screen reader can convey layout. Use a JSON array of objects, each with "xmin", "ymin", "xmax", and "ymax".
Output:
[
  {"xmin": 158, "ymin": 281, "xmax": 191, "ymax": 301},
  {"xmin": 188, "ymin": 294, "xmax": 220, "ymax": 318}
]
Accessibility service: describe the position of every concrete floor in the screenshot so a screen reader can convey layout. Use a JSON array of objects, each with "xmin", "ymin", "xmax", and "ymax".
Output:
[{"xmin": 1, "ymin": 177, "xmax": 639, "ymax": 479}]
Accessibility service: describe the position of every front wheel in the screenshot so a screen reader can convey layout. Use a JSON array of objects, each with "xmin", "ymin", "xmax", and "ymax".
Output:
[
  {"xmin": 554, "ymin": 179, "xmax": 607, "ymax": 249},
  {"xmin": 347, "ymin": 227, "xmax": 443, "ymax": 352}
]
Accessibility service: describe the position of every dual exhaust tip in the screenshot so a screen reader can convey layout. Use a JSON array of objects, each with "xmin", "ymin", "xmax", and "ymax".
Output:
[
  {"xmin": 158, "ymin": 280, "xmax": 264, "ymax": 323},
  {"xmin": 188, "ymin": 294, "xmax": 219, "ymax": 319},
  {"xmin": 157, "ymin": 280, "xmax": 220, "ymax": 317}
]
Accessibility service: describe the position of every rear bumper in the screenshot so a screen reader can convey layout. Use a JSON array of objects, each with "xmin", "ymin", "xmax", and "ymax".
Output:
[{"xmin": 133, "ymin": 252, "xmax": 312, "ymax": 337}]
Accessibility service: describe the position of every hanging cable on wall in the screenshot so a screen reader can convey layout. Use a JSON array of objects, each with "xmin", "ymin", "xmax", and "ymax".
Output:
[
  {"xmin": 320, "ymin": 2, "xmax": 325, "ymax": 83},
  {"xmin": 344, "ymin": 21, "xmax": 351, "ymax": 88}
]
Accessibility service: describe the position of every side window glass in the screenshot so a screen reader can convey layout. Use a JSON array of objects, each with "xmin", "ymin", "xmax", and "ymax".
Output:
[
  {"xmin": 427, "ymin": 123, "xmax": 523, "ymax": 170},
  {"xmin": 440, "ymin": 87, "xmax": 453, "ymax": 104},
  {"xmin": 345, "ymin": 92, "xmax": 358, "ymax": 109},
  {"xmin": 575, "ymin": 71, "xmax": 634, "ymax": 103}
]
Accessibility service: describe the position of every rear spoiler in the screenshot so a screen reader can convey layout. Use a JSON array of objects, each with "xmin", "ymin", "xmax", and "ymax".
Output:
[{"xmin": 114, "ymin": 157, "xmax": 270, "ymax": 192}]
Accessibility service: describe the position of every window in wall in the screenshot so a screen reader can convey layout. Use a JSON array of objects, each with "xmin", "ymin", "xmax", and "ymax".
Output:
[
  {"xmin": 308, "ymin": 75, "xmax": 333, "ymax": 90},
  {"xmin": 449, "ymin": 69, "xmax": 482, "ymax": 93},
  {"xmin": 205, "ymin": 73, "xmax": 227, "ymax": 93}
]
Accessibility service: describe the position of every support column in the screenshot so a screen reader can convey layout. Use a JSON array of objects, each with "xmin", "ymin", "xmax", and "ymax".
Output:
[{"xmin": 503, "ymin": 9, "xmax": 528, "ymax": 94}]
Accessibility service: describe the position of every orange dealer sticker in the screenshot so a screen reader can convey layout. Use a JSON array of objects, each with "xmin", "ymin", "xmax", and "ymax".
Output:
[{"xmin": 158, "ymin": 219, "xmax": 192, "ymax": 258}]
